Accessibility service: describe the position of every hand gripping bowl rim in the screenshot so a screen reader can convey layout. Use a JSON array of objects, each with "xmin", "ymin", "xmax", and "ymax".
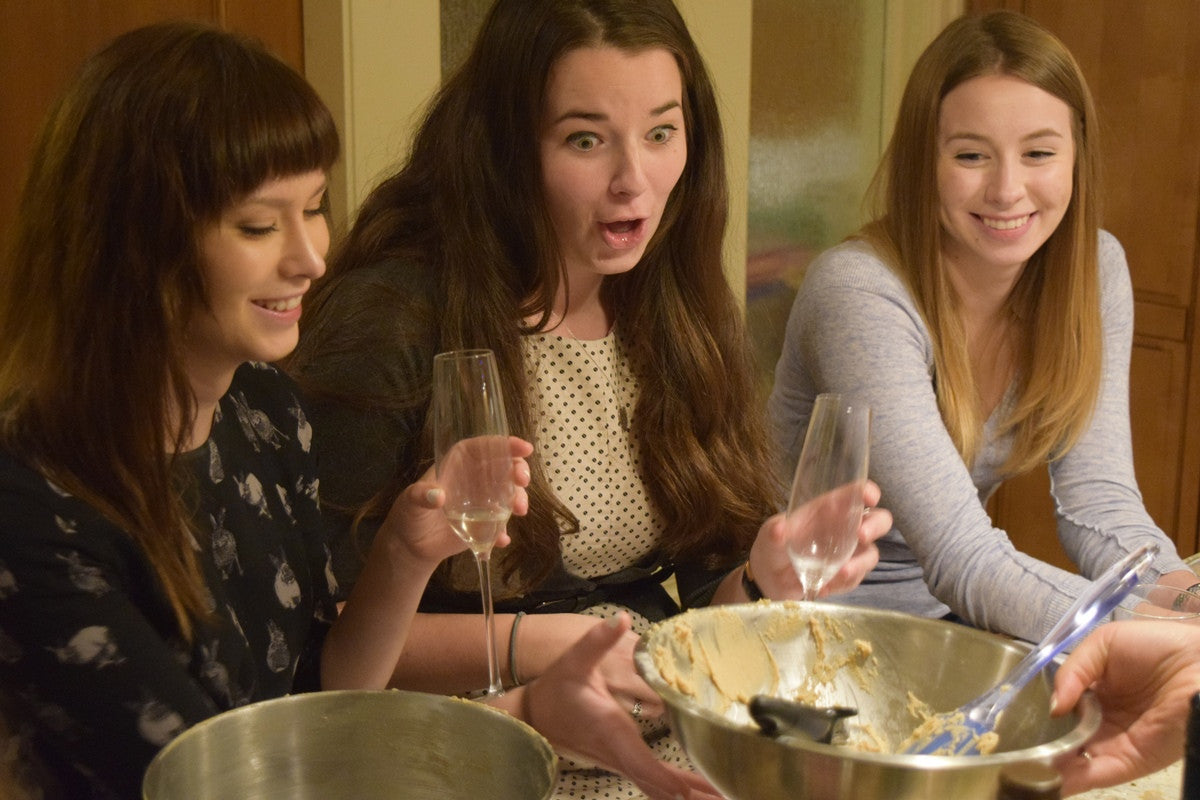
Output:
[{"xmin": 633, "ymin": 601, "xmax": 1101, "ymax": 772}]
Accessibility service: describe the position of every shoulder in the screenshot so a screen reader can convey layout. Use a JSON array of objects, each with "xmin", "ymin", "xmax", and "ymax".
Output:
[
  {"xmin": 0, "ymin": 449, "xmax": 51, "ymax": 499},
  {"xmin": 296, "ymin": 257, "xmax": 438, "ymax": 376},
  {"xmin": 0, "ymin": 450, "xmax": 90, "ymax": 525},
  {"xmin": 0, "ymin": 451, "xmax": 65, "ymax": 536},
  {"xmin": 795, "ymin": 239, "xmax": 921, "ymax": 330},
  {"xmin": 0, "ymin": 450, "xmax": 125, "ymax": 568},
  {"xmin": 1097, "ymin": 228, "xmax": 1125, "ymax": 263},
  {"xmin": 227, "ymin": 362, "xmax": 303, "ymax": 411},
  {"xmin": 801, "ymin": 239, "xmax": 911, "ymax": 301},
  {"xmin": 327, "ymin": 258, "xmax": 435, "ymax": 311}
]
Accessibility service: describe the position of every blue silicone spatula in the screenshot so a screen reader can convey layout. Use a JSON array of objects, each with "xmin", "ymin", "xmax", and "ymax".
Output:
[{"xmin": 903, "ymin": 543, "xmax": 1158, "ymax": 756}]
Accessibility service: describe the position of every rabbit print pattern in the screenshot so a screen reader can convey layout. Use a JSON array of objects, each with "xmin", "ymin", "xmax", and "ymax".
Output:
[{"xmin": 0, "ymin": 363, "xmax": 339, "ymax": 798}]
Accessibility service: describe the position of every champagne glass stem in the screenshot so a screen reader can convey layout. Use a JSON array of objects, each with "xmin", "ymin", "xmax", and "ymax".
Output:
[
  {"xmin": 474, "ymin": 551, "xmax": 503, "ymax": 697},
  {"xmin": 798, "ymin": 572, "xmax": 821, "ymax": 601}
]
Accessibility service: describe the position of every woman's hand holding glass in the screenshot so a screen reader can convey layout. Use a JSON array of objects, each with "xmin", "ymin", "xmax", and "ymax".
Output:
[
  {"xmin": 783, "ymin": 394, "xmax": 871, "ymax": 600},
  {"xmin": 323, "ymin": 440, "xmax": 531, "ymax": 693},
  {"xmin": 432, "ymin": 349, "xmax": 517, "ymax": 696},
  {"xmin": 380, "ymin": 439, "xmax": 533, "ymax": 567},
  {"xmin": 746, "ymin": 480, "xmax": 889, "ymax": 601}
]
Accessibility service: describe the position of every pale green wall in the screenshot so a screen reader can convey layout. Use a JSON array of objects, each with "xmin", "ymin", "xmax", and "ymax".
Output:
[{"xmin": 303, "ymin": 0, "xmax": 442, "ymax": 229}]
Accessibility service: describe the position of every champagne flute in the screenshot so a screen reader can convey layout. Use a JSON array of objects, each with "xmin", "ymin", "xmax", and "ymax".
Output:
[
  {"xmin": 784, "ymin": 393, "xmax": 871, "ymax": 600},
  {"xmin": 432, "ymin": 349, "xmax": 514, "ymax": 696}
]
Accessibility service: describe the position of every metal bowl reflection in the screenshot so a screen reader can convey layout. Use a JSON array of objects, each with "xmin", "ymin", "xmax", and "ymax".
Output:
[
  {"xmin": 634, "ymin": 602, "xmax": 1099, "ymax": 800},
  {"xmin": 142, "ymin": 689, "xmax": 556, "ymax": 800}
]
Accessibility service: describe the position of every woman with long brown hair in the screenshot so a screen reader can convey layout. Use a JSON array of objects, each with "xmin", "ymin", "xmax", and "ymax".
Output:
[
  {"xmin": 769, "ymin": 10, "xmax": 1192, "ymax": 643},
  {"xmin": 0, "ymin": 21, "xmax": 676, "ymax": 799},
  {"xmin": 288, "ymin": 1, "xmax": 889, "ymax": 796}
]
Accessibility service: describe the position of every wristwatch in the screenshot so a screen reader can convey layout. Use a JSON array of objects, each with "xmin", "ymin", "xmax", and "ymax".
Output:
[{"xmin": 741, "ymin": 561, "xmax": 765, "ymax": 601}]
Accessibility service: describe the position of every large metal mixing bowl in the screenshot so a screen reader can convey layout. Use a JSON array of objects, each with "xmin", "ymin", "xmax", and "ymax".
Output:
[
  {"xmin": 634, "ymin": 602, "xmax": 1099, "ymax": 800},
  {"xmin": 142, "ymin": 689, "xmax": 556, "ymax": 800}
]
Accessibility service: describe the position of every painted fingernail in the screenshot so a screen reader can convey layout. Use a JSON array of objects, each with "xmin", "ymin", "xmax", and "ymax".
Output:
[{"xmin": 425, "ymin": 488, "xmax": 442, "ymax": 505}]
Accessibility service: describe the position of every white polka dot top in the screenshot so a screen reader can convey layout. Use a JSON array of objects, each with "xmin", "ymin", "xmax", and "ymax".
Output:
[{"xmin": 524, "ymin": 330, "xmax": 665, "ymax": 579}]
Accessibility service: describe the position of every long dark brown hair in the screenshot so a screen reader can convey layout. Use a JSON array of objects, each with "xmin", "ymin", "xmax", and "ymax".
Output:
[
  {"xmin": 0, "ymin": 22, "xmax": 339, "ymax": 639},
  {"xmin": 862, "ymin": 10, "xmax": 1102, "ymax": 471},
  {"xmin": 295, "ymin": 0, "xmax": 778, "ymax": 593}
]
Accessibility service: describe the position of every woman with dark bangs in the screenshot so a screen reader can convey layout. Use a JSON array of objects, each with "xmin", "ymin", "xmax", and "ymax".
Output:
[{"xmin": 0, "ymin": 22, "xmax": 537, "ymax": 799}]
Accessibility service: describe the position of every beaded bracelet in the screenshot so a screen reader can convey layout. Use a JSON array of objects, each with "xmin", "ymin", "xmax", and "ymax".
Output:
[{"xmin": 508, "ymin": 611, "xmax": 527, "ymax": 687}]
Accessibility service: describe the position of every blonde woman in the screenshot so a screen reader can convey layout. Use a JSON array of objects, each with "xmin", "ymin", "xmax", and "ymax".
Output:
[{"xmin": 769, "ymin": 10, "xmax": 1193, "ymax": 643}]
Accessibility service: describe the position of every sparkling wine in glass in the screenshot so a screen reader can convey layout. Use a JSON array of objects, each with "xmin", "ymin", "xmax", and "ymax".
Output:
[
  {"xmin": 784, "ymin": 393, "xmax": 871, "ymax": 600},
  {"xmin": 432, "ymin": 349, "xmax": 514, "ymax": 696}
]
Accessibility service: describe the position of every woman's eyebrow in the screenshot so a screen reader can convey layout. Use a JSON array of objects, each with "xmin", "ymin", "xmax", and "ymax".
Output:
[{"xmin": 550, "ymin": 99, "xmax": 681, "ymax": 126}]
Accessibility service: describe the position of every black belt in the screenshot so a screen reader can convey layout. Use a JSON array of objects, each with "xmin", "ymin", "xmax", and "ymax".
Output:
[{"xmin": 423, "ymin": 560, "xmax": 679, "ymax": 621}]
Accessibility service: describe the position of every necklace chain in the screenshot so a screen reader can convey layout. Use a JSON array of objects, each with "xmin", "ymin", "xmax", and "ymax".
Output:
[{"xmin": 562, "ymin": 323, "xmax": 631, "ymax": 432}]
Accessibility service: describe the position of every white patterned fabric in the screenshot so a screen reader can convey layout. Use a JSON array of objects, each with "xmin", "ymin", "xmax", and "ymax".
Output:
[
  {"xmin": 523, "ymin": 333, "xmax": 692, "ymax": 798},
  {"xmin": 525, "ymin": 331, "xmax": 663, "ymax": 580}
]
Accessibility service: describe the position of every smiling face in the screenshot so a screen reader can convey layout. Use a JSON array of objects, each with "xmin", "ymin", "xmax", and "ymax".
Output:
[
  {"xmin": 538, "ymin": 45, "xmax": 687, "ymax": 288},
  {"xmin": 186, "ymin": 170, "xmax": 328, "ymax": 390},
  {"xmin": 936, "ymin": 73, "xmax": 1076, "ymax": 285}
]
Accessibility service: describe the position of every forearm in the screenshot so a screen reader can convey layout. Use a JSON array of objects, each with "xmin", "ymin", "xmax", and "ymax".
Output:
[
  {"xmin": 1154, "ymin": 569, "xmax": 1200, "ymax": 591},
  {"xmin": 388, "ymin": 610, "xmax": 598, "ymax": 692},
  {"xmin": 386, "ymin": 612, "xmax": 518, "ymax": 691},
  {"xmin": 709, "ymin": 564, "xmax": 753, "ymax": 605},
  {"xmin": 321, "ymin": 528, "xmax": 440, "ymax": 690},
  {"xmin": 1050, "ymin": 238, "xmax": 1189, "ymax": 581}
]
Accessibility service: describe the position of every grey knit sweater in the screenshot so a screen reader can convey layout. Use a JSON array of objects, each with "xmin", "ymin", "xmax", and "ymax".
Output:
[{"xmin": 768, "ymin": 230, "xmax": 1187, "ymax": 642}]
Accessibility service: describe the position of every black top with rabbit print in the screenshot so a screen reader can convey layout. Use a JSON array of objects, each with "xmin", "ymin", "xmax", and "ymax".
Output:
[{"xmin": 0, "ymin": 362, "xmax": 337, "ymax": 799}]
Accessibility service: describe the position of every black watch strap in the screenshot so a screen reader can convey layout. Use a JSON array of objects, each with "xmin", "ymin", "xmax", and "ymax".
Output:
[{"xmin": 741, "ymin": 562, "xmax": 764, "ymax": 601}]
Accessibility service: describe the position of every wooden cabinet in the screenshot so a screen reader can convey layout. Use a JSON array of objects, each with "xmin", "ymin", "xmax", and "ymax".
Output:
[
  {"xmin": 976, "ymin": 0, "xmax": 1200, "ymax": 564},
  {"xmin": 0, "ymin": 1, "xmax": 303, "ymax": 253}
]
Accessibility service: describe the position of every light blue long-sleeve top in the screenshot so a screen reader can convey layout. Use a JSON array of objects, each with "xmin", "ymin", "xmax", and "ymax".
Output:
[{"xmin": 768, "ymin": 230, "xmax": 1188, "ymax": 642}]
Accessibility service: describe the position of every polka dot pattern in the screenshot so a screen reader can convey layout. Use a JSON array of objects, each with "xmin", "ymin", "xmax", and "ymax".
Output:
[
  {"xmin": 523, "ymin": 331, "xmax": 692, "ymax": 798},
  {"xmin": 524, "ymin": 331, "xmax": 663, "ymax": 578}
]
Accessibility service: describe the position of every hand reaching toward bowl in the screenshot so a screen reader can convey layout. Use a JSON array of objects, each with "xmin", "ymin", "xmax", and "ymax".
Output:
[{"xmin": 493, "ymin": 613, "xmax": 724, "ymax": 800}]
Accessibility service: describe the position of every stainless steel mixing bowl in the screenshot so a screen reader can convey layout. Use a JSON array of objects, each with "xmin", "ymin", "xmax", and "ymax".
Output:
[
  {"xmin": 634, "ymin": 602, "xmax": 1099, "ymax": 800},
  {"xmin": 142, "ymin": 689, "xmax": 556, "ymax": 800}
]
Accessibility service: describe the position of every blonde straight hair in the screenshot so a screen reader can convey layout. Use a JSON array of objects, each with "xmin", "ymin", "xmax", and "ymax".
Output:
[{"xmin": 861, "ymin": 10, "xmax": 1102, "ymax": 473}]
